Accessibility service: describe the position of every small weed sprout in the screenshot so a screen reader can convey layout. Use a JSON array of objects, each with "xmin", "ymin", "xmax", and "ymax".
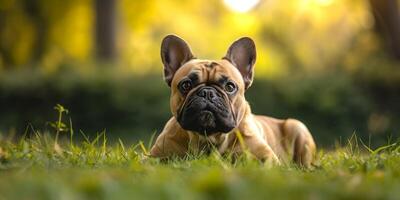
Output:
[{"xmin": 49, "ymin": 104, "xmax": 69, "ymax": 152}]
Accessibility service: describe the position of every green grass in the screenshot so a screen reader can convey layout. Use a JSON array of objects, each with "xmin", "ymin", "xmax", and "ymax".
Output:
[
  {"xmin": 0, "ymin": 131, "xmax": 399, "ymax": 200},
  {"xmin": 0, "ymin": 106, "xmax": 399, "ymax": 200}
]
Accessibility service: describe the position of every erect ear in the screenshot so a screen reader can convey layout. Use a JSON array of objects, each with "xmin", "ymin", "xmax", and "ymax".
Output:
[
  {"xmin": 223, "ymin": 37, "xmax": 256, "ymax": 89},
  {"xmin": 161, "ymin": 35, "xmax": 195, "ymax": 86}
]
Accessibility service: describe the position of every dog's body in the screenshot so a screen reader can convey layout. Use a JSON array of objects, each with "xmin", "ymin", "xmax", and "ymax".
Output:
[{"xmin": 150, "ymin": 35, "xmax": 316, "ymax": 166}]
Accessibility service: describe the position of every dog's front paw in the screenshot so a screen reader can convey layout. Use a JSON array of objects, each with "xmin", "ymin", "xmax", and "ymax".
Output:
[{"xmin": 260, "ymin": 153, "xmax": 281, "ymax": 166}]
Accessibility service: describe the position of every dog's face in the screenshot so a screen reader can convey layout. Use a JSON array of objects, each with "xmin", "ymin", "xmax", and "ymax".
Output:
[{"xmin": 161, "ymin": 35, "xmax": 256, "ymax": 136}]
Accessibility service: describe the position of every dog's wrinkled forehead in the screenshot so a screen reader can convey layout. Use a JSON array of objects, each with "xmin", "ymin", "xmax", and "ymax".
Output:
[{"xmin": 171, "ymin": 59, "xmax": 244, "ymax": 89}]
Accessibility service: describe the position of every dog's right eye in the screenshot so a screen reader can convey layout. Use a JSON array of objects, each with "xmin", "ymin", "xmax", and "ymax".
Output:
[{"xmin": 179, "ymin": 79, "xmax": 192, "ymax": 93}]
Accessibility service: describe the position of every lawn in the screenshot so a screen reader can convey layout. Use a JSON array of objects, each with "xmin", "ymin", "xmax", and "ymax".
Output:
[
  {"xmin": 0, "ymin": 128, "xmax": 399, "ymax": 200},
  {"xmin": 0, "ymin": 105, "xmax": 398, "ymax": 200}
]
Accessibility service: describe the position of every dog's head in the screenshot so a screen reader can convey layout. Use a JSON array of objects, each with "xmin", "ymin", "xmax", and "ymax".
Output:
[{"xmin": 161, "ymin": 35, "xmax": 256, "ymax": 136}]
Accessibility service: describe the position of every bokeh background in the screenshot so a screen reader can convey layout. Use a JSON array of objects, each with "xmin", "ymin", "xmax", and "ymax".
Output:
[{"xmin": 0, "ymin": 0, "xmax": 399, "ymax": 147}]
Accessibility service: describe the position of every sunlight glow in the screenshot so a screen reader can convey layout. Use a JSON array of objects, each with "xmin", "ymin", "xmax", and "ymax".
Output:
[
  {"xmin": 300, "ymin": 0, "xmax": 334, "ymax": 8},
  {"xmin": 315, "ymin": 0, "xmax": 333, "ymax": 6},
  {"xmin": 223, "ymin": 0, "xmax": 260, "ymax": 13}
]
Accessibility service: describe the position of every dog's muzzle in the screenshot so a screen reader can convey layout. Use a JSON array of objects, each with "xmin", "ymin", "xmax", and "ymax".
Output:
[{"xmin": 177, "ymin": 86, "xmax": 236, "ymax": 135}]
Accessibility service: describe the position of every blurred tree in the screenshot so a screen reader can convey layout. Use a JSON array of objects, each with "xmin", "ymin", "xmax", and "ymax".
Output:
[
  {"xmin": 0, "ymin": 0, "xmax": 37, "ymax": 68},
  {"xmin": 22, "ymin": 0, "xmax": 46, "ymax": 62},
  {"xmin": 95, "ymin": 0, "xmax": 116, "ymax": 61},
  {"xmin": 369, "ymin": 0, "xmax": 400, "ymax": 59}
]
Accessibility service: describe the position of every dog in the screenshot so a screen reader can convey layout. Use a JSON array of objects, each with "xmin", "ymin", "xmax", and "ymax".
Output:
[{"xmin": 150, "ymin": 35, "xmax": 316, "ymax": 166}]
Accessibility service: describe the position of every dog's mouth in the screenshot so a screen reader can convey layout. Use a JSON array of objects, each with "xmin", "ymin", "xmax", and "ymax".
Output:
[
  {"xmin": 177, "ymin": 86, "xmax": 236, "ymax": 135},
  {"xmin": 198, "ymin": 110, "xmax": 216, "ymax": 129}
]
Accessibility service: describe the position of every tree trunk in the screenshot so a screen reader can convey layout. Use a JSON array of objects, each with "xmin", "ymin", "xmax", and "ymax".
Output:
[
  {"xmin": 369, "ymin": 0, "xmax": 400, "ymax": 59},
  {"xmin": 95, "ymin": 0, "xmax": 116, "ymax": 61}
]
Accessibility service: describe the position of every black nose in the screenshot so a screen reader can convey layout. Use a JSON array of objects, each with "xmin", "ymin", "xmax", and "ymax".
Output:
[{"xmin": 197, "ymin": 86, "xmax": 217, "ymax": 100}]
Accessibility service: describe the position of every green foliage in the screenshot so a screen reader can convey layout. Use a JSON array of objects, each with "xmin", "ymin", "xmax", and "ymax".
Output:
[
  {"xmin": 0, "ymin": 124, "xmax": 399, "ymax": 200},
  {"xmin": 0, "ymin": 68, "xmax": 171, "ymax": 142}
]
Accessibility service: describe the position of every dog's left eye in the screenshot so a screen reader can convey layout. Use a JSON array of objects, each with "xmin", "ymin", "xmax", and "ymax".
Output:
[
  {"xmin": 224, "ymin": 81, "xmax": 237, "ymax": 93},
  {"xmin": 179, "ymin": 79, "xmax": 192, "ymax": 93}
]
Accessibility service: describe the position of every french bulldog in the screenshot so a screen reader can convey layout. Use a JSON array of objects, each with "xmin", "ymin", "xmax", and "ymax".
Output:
[{"xmin": 150, "ymin": 35, "xmax": 316, "ymax": 166}]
